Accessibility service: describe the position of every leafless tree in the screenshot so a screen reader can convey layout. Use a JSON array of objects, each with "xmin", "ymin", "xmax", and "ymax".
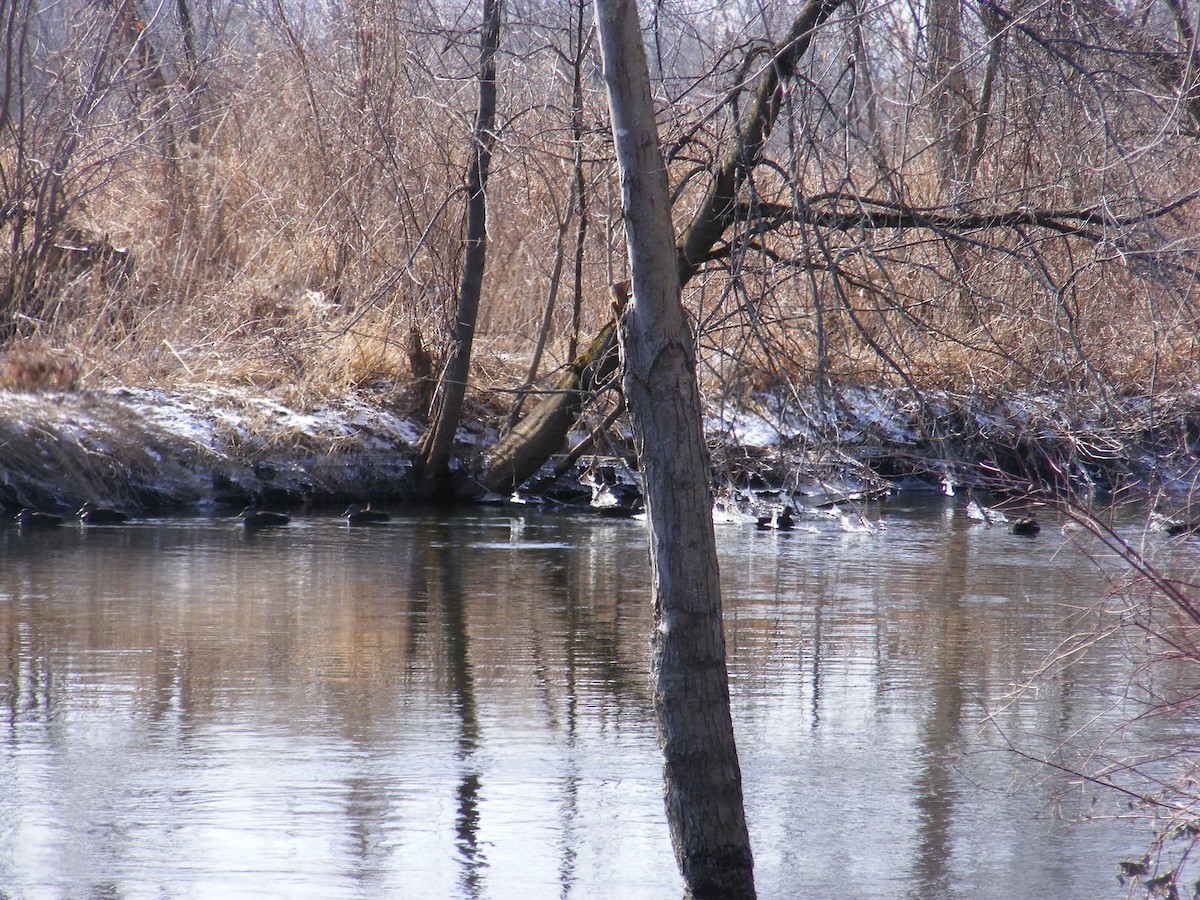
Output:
[
  {"xmin": 594, "ymin": 6, "xmax": 756, "ymax": 896},
  {"xmin": 414, "ymin": 0, "xmax": 503, "ymax": 499}
]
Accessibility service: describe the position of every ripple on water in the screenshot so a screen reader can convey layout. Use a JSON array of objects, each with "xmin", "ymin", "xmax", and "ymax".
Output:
[{"xmin": 0, "ymin": 502, "xmax": 1182, "ymax": 898}]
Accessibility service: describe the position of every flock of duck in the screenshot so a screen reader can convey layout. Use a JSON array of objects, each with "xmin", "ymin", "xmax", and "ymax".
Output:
[
  {"xmin": 747, "ymin": 487, "xmax": 1043, "ymax": 536},
  {"xmin": 7, "ymin": 503, "xmax": 391, "ymax": 530},
  {"xmin": 8, "ymin": 484, "xmax": 1200, "ymax": 541},
  {"xmin": 748, "ymin": 491, "xmax": 1200, "ymax": 540}
]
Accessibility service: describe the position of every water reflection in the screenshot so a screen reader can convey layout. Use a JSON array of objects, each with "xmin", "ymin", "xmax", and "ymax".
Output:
[
  {"xmin": 425, "ymin": 526, "xmax": 486, "ymax": 897},
  {"xmin": 0, "ymin": 501, "xmax": 1180, "ymax": 898},
  {"xmin": 909, "ymin": 521, "xmax": 970, "ymax": 900}
]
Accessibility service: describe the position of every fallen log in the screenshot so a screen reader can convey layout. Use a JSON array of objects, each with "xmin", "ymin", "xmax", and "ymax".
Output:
[{"xmin": 479, "ymin": 320, "xmax": 618, "ymax": 495}]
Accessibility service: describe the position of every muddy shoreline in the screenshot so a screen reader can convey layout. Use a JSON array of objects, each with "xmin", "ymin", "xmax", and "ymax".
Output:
[{"xmin": 0, "ymin": 385, "xmax": 1197, "ymax": 516}]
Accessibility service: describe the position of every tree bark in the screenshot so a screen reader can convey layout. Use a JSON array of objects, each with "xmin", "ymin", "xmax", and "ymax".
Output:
[
  {"xmin": 592, "ymin": 2, "xmax": 755, "ymax": 898},
  {"xmin": 414, "ymin": 0, "xmax": 502, "ymax": 499}
]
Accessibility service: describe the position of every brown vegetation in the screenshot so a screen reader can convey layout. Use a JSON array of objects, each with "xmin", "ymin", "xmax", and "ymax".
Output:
[{"xmin": 1, "ymin": 1, "xmax": 1197, "ymax": 417}]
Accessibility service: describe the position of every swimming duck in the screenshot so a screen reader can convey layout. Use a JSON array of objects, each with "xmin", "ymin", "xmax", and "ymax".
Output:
[
  {"xmin": 1011, "ymin": 517, "xmax": 1041, "ymax": 537},
  {"xmin": 237, "ymin": 505, "xmax": 290, "ymax": 529},
  {"xmin": 756, "ymin": 507, "xmax": 795, "ymax": 531},
  {"xmin": 343, "ymin": 504, "xmax": 390, "ymax": 526},
  {"xmin": 78, "ymin": 502, "xmax": 129, "ymax": 525},
  {"xmin": 16, "ymin": 508, "xmax": 65, "ymax": 528},
  {"xmin": 1150, "ymin": 509, "xmax": 1200, "ymax": 536}
]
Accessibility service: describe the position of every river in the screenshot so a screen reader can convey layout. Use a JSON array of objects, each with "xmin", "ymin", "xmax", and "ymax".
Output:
[{"xmin": 0, "ymin": 495, "xmax": 1192, "ymax": 898}]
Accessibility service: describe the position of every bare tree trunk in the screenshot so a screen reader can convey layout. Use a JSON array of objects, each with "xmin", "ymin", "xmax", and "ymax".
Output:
[
  {"xmin": 964, "ymin": 4, "xmax": 1003, "ymax": 186},
  {"xmin": 109, "ymin": 0, "xmax": 184, "ymax": 212},
  {"xmin": 568, "ymin": 0, "xmax": 590, "ymax": 362},
  {"xmin": 414, "ymin": 0, "xmax": 502, "ymax": 499},
  {"xmin": 503, "ymin": 185, "xmax": 575, "ymax": 436},
  {"xmin": 926, "ymin": 0, "xmax": 970, "ymax": 197},
  {"xmin": 849, "ymin": 0, "xmax": 883, "ymax": 162},
  {"xmin": 592, "ymin": 2, "xmax": 755, "ymax": 897},
  {"xmin": 174, "ymin": 0, "xmax": 204, "ymax": 147},
  {"xmin": 0, "ymin": 0, "xmax": 22, "ymax": 138},
  {"xmin": 1158, "ymin": 0, "xmax": 1200, "ymax": 129}
]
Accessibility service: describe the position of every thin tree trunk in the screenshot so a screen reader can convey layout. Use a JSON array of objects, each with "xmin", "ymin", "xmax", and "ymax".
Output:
[
  {"xmin": 415, "ymin": 0, "xmax": 502, "ymax": 499},
  {"xmin": 964, "ymin": 4, "xmax": 1003, "ymax": 186},
  {"xmin": 568, "ymin": 0, "xmax": 590, "ymax": 362},
  {"xmin": 926, "ymin": 0, "xmax": 970, "ymax": 197},
  {"xmin": 110, "ymin": 0, "xmax": 184, "ymax": 218},
  {"xmin": 1162, "ymin": 0, "xmax": 1200, "ymax": 129},
  {"xmin": 592, "ymin": 2, "xmax": 755, "ymax": 897},
  {"xmin": 174, "ymin": 0, "xmax": 204, "ymax": 147},
  {"xmin": 503, "ymin": 186, "xmax": 575, "ymax": 435}
]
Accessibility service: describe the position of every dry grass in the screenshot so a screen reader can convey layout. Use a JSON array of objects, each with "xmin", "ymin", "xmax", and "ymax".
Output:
[
  {"xmin": 0, "ymin": 348, "xmax": 80, "ymax": 392},
  {"xmin": 2, "ymin": 3, "xmax": 1199, "ymax": 418}
]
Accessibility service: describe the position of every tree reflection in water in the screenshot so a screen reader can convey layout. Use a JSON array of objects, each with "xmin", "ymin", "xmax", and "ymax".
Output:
[{"xmin": 0, "ymin": 504, "xmax": 1179, "ymax": 897}]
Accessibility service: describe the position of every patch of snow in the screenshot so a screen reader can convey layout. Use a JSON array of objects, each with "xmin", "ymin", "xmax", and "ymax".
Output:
[
  {"xmin": 711, "ymin": 496, "xmax": 758, "ymax": 524},
  {"xmin": 120, "ymin": 387, "xmax": 219, "ymax": 445},
  {"xmin": 707, "ymin": 408, "xmax": 783, "ymax": 447},
  {"xmin": 966, "ymin": 499, "xmax": 1008, "ymax": 525}
]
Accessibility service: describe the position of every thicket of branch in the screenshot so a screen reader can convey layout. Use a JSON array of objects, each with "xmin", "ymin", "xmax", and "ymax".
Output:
[{"xmin": 0, "ymin": 0, "xmax": 1197, "ymax": 411}]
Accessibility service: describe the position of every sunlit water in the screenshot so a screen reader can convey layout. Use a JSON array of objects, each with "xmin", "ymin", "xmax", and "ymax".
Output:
[{"xmin": 0, "ymin": 496, "xmax": 1194, "ymax": 898}]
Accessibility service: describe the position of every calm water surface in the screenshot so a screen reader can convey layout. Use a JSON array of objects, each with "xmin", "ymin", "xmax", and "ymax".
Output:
[{"xmin": 0, "ymin": 496, "xmax": 1191, "ymax": 898}]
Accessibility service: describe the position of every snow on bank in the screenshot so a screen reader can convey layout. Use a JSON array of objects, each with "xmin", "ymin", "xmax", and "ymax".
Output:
[
  {"xmin": 0, "ymin": 386, "xmax": 423, "ymax": 511},
  {"xmin": 1, "ymin": 383, "xmax": 1199, "ymax": 513},
  {"xmin": 706, "ymin": 386, "xmax": 922, "ymax": 448},
  {"xmin": 706, "ymin": 384, "xmax": 1200, "ymax": 493}
]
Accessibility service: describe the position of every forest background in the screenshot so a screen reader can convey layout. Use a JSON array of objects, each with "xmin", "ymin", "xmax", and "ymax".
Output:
[{"xmin": 4, "ymin": 0, "xmax": 1200, "ymax": 500}]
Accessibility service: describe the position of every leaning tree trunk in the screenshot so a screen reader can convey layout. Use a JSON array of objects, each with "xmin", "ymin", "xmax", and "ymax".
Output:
[
  {"xmin": 481, "ymin": 320, "xmax": 617, "ymax": 495},
  {"xmin": 478, "ymin": 0, "xmax": 845, "ymax": 496},
  {"xmin": 414, "ymin": 0, "xmax": 502, "ymax": 499},
  {"xmin": 593, "ymin": 1, "xmax": 755, "ymax": 897}
]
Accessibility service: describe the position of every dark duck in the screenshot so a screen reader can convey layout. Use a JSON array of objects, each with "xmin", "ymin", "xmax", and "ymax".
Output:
[
  {"xmin": 343, "ymin": 504, "xmax": 390, "ymax": 526},
  {"xmin": 78, "ymin": 502, "xmax": 129, "ymax": 525},
  {"xmin": 756, "ymin": 507, "xmax": 795, "ymax": 531},
  {"xmin": 237, "ymin": 505, "xmax": 290, "ymax": 529},
  {"xmin": 16, "ymin": 508, "xmax": 65, "ymax": 528}
]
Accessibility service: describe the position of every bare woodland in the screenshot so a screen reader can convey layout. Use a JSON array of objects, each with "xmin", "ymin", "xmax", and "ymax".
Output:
[
  {"xmin": 3, "ymin": 1, "xmax": 1199, "ymax": 412},
  {"xmin": 6, "ymin": 0, "xmax": 1200, "ymax": 895}
]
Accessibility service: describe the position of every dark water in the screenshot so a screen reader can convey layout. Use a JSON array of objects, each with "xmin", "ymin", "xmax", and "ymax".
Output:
[{"xmin": 0, "ymin": 496, "xmax": 1190, "ymax": 898}]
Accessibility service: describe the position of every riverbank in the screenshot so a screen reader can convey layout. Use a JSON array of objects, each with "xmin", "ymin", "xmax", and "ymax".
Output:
[{"xmin": 1, "ymin": 383, "xmax": 1198, "ymax": 515}]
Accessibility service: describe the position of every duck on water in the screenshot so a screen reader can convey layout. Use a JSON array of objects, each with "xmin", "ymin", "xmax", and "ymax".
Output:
[
  {"xmin": 15, "ymin": 509, "xmax": 65, "ymax": 528},
  {"xmin": 237, "ymin": 506, "xmax": 291, "ymax": 529},
  {"xmin": 757, "ymin": 507, "xmax": 796, "ymax": 531},
  {"xmin": 78, "ymin": 502, "xmax": 130, "ymax": 525},
  {"xmin": 964, "ymin": 491, "xmax": 1041, "ymax": 537},
  {"xmin": 343, "ymin": 504, "xmax": 390, "ymax": 526},
  {"xmin": 1151, "ymin": 506, "xmax": 1200, "ymax": 536}
]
